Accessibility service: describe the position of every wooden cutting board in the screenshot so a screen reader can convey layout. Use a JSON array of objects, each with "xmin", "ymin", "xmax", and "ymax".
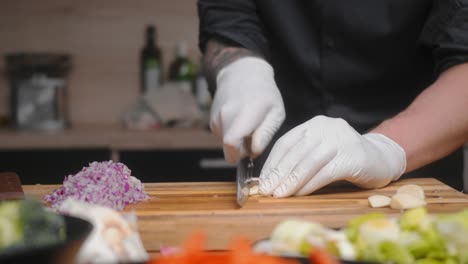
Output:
[{"xmin": 22, "ymin": 178, "xmax": 468, "ymax": 254}]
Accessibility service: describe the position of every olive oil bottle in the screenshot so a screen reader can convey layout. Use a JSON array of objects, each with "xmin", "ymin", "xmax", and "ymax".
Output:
[
  {"xmin": 168, "ymin": 41, "xmax": 196, "ymax": 94},
  {"xmin": 140, "ymin": 25, "xmax": 162, "ymax": 93}
]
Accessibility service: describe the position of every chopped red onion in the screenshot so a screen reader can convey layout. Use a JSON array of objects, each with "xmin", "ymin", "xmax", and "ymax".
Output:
[
  {"xmin": 44, "ymin": 161, "xmax": 149, "ymax": 210},
  {"xmin": 160, "ymin": 245, "xmax": 181, "ymax": 256}
]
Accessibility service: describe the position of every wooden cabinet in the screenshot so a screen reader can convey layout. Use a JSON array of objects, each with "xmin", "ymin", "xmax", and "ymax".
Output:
[
  {"xmin": 0, "ymin": 148, "xmax": 110, "ymax": 184},
  {"xmin": 0, "ymin": 127, "xmax": 231, "ymax": 184},
  {"xmin": 120, "ymin": 149, "xmax": 235, "ymax": 182},
  {"xmin": 0, "ymin": 148, "xmax": 234, "ymax": 184}
]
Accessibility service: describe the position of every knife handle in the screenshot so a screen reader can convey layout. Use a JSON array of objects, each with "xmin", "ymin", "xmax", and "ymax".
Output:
[{"xmin": 243, "ymin": 136, "xmax": 253, "ymax": 157}]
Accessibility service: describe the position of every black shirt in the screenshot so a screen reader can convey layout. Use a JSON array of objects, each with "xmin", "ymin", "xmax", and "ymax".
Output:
[
  {"xmin": 197, "ymin": 0, "xmax": 468, "ymax": 189},
  {"xmin": 198, "ymin": 0, "xmax": 468, "ymax": 132}
]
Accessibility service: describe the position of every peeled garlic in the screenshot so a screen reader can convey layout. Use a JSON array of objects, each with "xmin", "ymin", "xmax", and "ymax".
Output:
[
  {"xmin": 367, "ymin": 184, "xmax": 426, "ymax": 209},
  {"xmin": 396, "ymin": 184, "xmax": 425, "ymax": 200},
  {"xmin": 368, "ymin": 195, "xmax": 391, "ymax": 208},
  {"xmin": 390, "ymin": 193, "xmax": 426, "ymax": 210},
  {"xmin": 246, "ymin": 177, "xmax": 260, "ymax": 196},
  {"xmin": 249, "ymin": 185, "xmax": 259, "ymax": 196}
]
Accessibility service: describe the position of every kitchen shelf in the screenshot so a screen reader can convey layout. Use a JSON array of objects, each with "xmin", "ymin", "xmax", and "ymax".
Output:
[
  {"xmin": 0, "ymin": 125, "xmax": 222, "ymax": 150},
  {"xmin": 0, "ymin": 125, "xmax": 234, "ymax": 184}
]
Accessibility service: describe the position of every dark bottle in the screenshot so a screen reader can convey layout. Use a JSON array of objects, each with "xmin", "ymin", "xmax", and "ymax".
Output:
[
  {"xmin": 168, "ymin": 41, "xmax": 196, "ymax": 93},
  {"xmin": 140, "ymin": 25, "xmax": 162, "ymax": 93}
]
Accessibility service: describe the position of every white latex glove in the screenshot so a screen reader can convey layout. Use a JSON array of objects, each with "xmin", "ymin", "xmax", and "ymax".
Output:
[
  {"xmin": 210, "ymin": 57, "xmax": 285, "ymax": 163},
  {"xmin": 258, "ymin": 115, "xmax": 406, "ymax": 197}
]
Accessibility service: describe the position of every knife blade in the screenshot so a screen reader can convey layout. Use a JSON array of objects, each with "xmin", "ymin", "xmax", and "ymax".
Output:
[
  {"xmin": 236, "ymin": 157, "xmax": 253, "ymax": 207},
  {"xmin": 236, "ymin": 137, "xmax": 255, "ymax": 207}
]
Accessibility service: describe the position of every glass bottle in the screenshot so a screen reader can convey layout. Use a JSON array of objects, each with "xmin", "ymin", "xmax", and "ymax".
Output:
[
  {"xmin": 140, "ymin": 25, "xmax": 162, "ymax": 93},
  {"xmin": 168, "ymin": 41, "xmax": 196, "ymax": 94}
]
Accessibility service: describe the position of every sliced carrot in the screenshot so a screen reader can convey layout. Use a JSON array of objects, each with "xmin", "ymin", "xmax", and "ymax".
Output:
[
  {"xmin": 183, "ymin": 230, "xmax": 205, "ymax": 254},
  {"xmin": 309, "ymin": 247, "xmax": 340, "ymax": 264},
  {"xmin": 148, "ymin": 232, "xmax": 299, "ymax": 264}
]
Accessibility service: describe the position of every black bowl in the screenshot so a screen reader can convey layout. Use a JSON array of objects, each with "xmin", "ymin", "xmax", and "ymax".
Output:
[{"xmin": 0, "ymin": 215, "xmax": 93, "ymax": 264}]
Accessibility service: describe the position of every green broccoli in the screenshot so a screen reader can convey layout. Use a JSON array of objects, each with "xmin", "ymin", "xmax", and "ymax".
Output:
[{"xmin": 0, "ymin": 199, "xmax": 65, "ymax": 254}]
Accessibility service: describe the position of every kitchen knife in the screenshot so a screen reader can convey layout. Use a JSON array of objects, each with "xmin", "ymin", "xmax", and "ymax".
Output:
[
  {"xmin": 236, "ymin": 156, "xmax": 254, "ymax": 207},
  {"xmin": 236, "ymin": 137, "xmax": 254, "ymax": 207}
]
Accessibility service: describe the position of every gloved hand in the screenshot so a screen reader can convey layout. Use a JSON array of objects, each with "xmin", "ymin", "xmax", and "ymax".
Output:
[
  {"xmin": 258, "ymin": 115, "xmax": 406, "ymax": 197},
  {"xmin": 210, "ymin": 57, "xmax": 285, "ymax": 163}
]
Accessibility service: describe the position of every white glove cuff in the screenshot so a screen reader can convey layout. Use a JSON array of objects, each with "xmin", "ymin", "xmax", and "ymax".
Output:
[
  {"xmin": 216, "ymin": 57, "xmax": 274, "ymax": 85},
  {"xmin": 364, "ymin": 133, "xmax": 407, "ymax": 181}
]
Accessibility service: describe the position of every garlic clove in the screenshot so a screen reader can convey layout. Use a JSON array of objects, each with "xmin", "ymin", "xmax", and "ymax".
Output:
[
  {"xmin": 390, "ymin": 193, "xmax": 426, "ymax": 210},
  {"xmin": 396, "ymin": 184, "xmax": 425, "ymax": 200},
  {"xmin": 368, "ymin": 195, "xmax": 391, "ymax": 208}
]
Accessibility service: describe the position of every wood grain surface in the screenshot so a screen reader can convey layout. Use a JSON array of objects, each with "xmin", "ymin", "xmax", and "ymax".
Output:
[{"xmin": 23, "ymin": 178, "xmax": 468, "ymax": 254}]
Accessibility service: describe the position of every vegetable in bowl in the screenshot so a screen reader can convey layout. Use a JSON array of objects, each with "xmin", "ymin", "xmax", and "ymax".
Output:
[
  {"xmin": 0, "ymin": 199, "xmax": 65, "ymax": 254},
  {"xmin": 256, "ymin": 208, "xmax": 468, "ymax": 264},
  {"xmin": 0, "ymin": 199, "xmax": 93, "ymax": 264}
]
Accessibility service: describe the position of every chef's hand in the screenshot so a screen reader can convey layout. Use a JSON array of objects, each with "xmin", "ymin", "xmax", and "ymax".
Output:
[
  {"xmin": 210, "ymin": 57, "xmax": 285, "ymax": 163},
  {"xmin": 258, "ymin": 116, "xmax": 406, "ymax": 197}
]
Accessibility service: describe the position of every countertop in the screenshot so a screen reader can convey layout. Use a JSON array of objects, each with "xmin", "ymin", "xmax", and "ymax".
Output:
[
  {"xmin": 0, "ymin": 125, "xmax": 221, "ymax": 150},
  {"xmin": 23, "ymin": 177, "xmax": 468, "ymax": 255}
]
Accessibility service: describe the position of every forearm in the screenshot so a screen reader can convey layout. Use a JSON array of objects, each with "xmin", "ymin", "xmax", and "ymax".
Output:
[
  {"xmin": 372, "ymin": 62, "xmax": 468, "ymax": 173},
  {"xmin": 202, "ymin": 39, "xmax": 262, "ymax": 93}
]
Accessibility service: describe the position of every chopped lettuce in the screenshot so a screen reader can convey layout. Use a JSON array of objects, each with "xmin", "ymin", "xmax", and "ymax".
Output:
[
  {"xmin": 434, "ymin": 209, "xmax": 468, "ymax": 263},
  {"xmin": 379, "ymin": 241, "xmax": 414, "ymax": 264},
  {"xmin": 268, "ymin": 208, "xmax": 468, "ymax": 263},
  {"xmin": 269, "ymin": 219, "xmax": 356, "ymax": 260},
  {"xmin": 395, "ymin": 208, "xmax": 450, "ymax": 261},
  {"xmin": 299, "ymin": 239, "xmax": 314, "ymax": 256},
  {"xmin": 400, "ymin": 207, "xmax": 431, "ymax": 232}
]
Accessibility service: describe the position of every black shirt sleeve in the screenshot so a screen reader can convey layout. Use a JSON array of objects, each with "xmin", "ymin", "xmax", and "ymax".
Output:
[
  {"xmin": 420, "ymin": 0, "xmax": 468, "ymax": 75},
  {"xmin": 197, "ymin": 0, "xmax": 269, "ymax": 58}
]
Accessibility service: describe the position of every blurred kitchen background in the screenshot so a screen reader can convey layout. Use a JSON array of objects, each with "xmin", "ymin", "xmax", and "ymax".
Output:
[
  {"xmin": 0, "ymin": 0, "xmax": 235, "ymax": 184},
  {"xmin": 0, "ymin": 1, "xmax": 467, "ymax": 189}
]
